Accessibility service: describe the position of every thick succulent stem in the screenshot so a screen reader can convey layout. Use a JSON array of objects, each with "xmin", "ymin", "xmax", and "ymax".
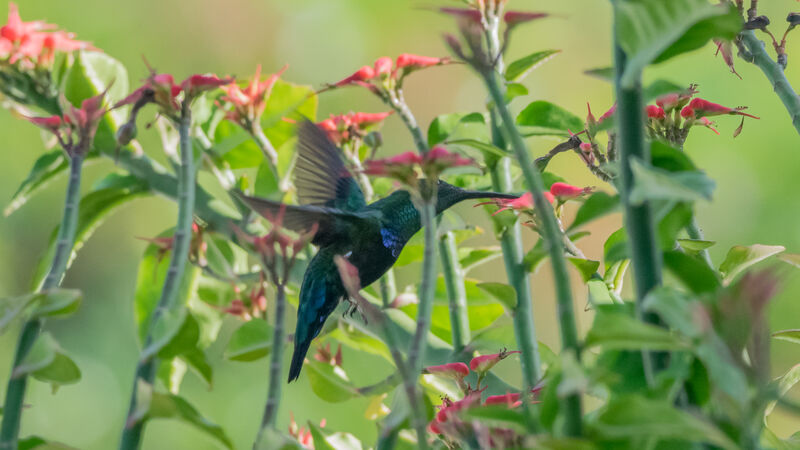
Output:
[
  {"xmin": 482, "ymin": 69, "xmax": 582, "ymax": 437},
  {"xmin": 739, "ymin": 30, "xmax": 800, "ymax": 136},
  {"xmin": 0, "ymin": 154, "xmax": 84, "ymax": 450},
  {"xmin": 257, "ymin": 284, "xmax": 286, "ymax": 438},
  {"xmin": 119, "ymin": 101, "xmax": 196, "ymax": 450},
  {"xmin": 439, "ymin": 231, "xmax": 470, "ymax": 354}
]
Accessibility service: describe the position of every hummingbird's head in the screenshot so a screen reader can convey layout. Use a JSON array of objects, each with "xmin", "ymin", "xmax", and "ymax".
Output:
[{"xmin": 422, "ymin": 179, "xmax": 519, "ymax": 214}]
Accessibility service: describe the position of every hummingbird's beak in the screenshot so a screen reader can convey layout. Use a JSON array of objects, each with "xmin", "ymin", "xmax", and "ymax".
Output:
[{"xmin": 460, "ymin": 189, "xmax": 520, "ymax": 200}]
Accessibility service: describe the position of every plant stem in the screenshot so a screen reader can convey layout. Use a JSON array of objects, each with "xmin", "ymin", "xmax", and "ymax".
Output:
[
  {"xmin": 439, "ymin": 232, "xmax": 470, "ymax": 354},
  {"xmin": 0, "ymin": 154, "xmax": 84, "ymax": 450},
  {"xmin": 739, "ymin": 30, "xmax": 800, "ymax": 136},
  {"xmin": 257, "ymin": 284, "xmax": 286, "ymax": 438},
  {"xmin": 407, "ymin": 202, "xmax": 438, "ymax": 375},
  {"xmin": 612, "ymin": 44, "xmax": 663, "ymax": 314},
  {"xmin": 251, "ymin": 121, "xmax": 280, "ymax": 169},
  {"xmin": 482, "ymin": 69, "xmax": 581, "ymax": 436},
  {"xmin": 119, "ymin": 101, "xmax": 196, "ymax": 450}
]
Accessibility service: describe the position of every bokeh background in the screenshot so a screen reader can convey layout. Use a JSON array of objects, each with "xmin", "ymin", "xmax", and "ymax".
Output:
[{"xmin": 0, "ymin": 1, "xmax": 798, "ymax": 449}]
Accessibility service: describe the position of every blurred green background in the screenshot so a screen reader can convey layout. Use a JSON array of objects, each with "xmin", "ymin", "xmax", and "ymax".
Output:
[{"xmin": 0, "ymin": 1, "xmax": 798, "ymax": 448}]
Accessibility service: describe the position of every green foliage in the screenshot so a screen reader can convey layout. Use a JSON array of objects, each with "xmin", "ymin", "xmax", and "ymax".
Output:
[
  {"xmin": 718, "ymin": 244, "xmax": 786, "ymax": 284},
  {"xmin": 516, "ymin": 100, "xmax": 583, "ymax": 135},
  {"xmin": 505, "ymin": 50, "xmax": 561, "ymax": 82},
  {"xmin": 614, "ymin": 0, "xmax": 741, "ymax": 87},
  {"xmin": 4, "ymin": 150, "xmax": 72, "ymax": 217},
  {"xmin": 225, "ymin": 319, "xmax": 273, "ymax": 362},
  {"xmin": 12, "ymin": 332, "xmax": 81, "ymax": 390}
]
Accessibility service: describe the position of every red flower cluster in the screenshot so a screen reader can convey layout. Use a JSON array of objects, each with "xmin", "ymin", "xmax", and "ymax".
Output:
[
  {"xmin": 220, "ymin": 64, "xmax": 287, "ymax": 129},
  {"xmin": 24, "ymin": 90, "xmax": 108, "ymax": 157},
  {"xmin": 363, "ymin": 146, "xmax": 474, "ymax": 186},
  {"xmin": 313, "ymin": 342, "xmax": 343, "ymax": 367},
  {"xmin": 332, "ymin": 53, "xmax": 450, "ymax": 90},
  {"xmin": 221, "ymin": 282, "xmax": 267, "ymax": 320},
  {"xmin": 0, "ymin": 3, "xmax": 94, "ymax": 68},
  {"xmin": 317, "ymin": 111, "xmax": 392, "ymax": 144}
]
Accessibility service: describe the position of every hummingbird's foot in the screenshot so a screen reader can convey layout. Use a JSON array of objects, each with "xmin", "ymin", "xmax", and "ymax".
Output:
[{"xmin": 341, "ymin": 297, "xmax": 368, "ymax": 325}]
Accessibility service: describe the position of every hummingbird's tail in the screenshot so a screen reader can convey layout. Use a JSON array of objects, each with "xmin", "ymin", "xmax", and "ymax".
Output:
[{"xmin": 288, "ymin": 338, "xmax": 312, "ymax": 383}]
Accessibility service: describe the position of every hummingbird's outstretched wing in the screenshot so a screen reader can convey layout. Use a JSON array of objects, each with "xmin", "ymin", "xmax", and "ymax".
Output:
[
  {"xmin": 236, "ymin": 193, "xmax": 374, "ymax": 246},
  {"xmin": 295, "ymin": 120, "xmax": 366, "ymax": 212}
]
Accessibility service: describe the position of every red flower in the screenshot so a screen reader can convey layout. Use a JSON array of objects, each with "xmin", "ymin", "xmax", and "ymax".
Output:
[
  {"xmin": 373, "ymin": 56, "xmax": 393, "ymax": 77},
  {"xmin": 314, "ymin": 343, "xmax": 343, "ymax": 367},
  {"xmin": 424, "ymin": 362, "xmax": 470, "ymax": 380},
  {"xmin": 180, "ymin": 74, "xmax": 232, "ymax": 97},
  {"xmin": 646, "ymin": 104, "xmax": 666, "ymax": 120},
  {"xmin": 363, "ymin": 146, "xmax": 472, "ymax": 185},
  {"xmin": 424, "ymin": 146, "xmax": 474, "ymax": 174},
  {"xmin": 395, "ymin": 53, "xmax": 449, "ymax": 71},
  {"xmin": 549, "ymin": 182, "xmax": 593, "ymax": 199},
  {"xmin": 221, "ymin": 64, "xmax": 287, "ymax": 127},
  {"xmin": 470, "ymin": 349, "xmax": 521, "ymax": 373},
  {"xmin": 503, "ymin": 11, "xmax": 548, "ymax": 26},
  {"xmin": 598, "ymin": 103, "xmax": 616, "ymax": 123},
  {"xmin": 484, "ymin": 393, "xmax": 522, "ymax": 408},
  {"xmin": 24, "ymin": 90, "xmax": 108, "ymax": 156},
  {"xmin": 681, "ymin": 98, "xmax": 759, "ymax": 120},
  {"xmin": 476, "ymin": 192, "xmax": 534, "ymax": 216},
  {"xmin": 334, "ymin": 65, "xmax": 376, "ymax": 86},
  {"xmin": 25, "ymin": 115, "xmax": 62, "ymax": 134},
  {"xmin": 118, "ymin": 72, "xmax": 230, "ymax": 113}
]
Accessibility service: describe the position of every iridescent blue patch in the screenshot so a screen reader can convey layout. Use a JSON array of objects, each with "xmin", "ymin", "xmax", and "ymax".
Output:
[{"xmin": 380, "ymin": 227, "xmax": 403, "ymax": 257}]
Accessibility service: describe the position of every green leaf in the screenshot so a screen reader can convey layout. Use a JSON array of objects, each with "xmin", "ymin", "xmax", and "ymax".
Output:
[
  {"xmin": 18, "ymin": 436, "xmax": 76, "ymax": 450},
  {"xmin": 766, "ymin": 363, "xmax": 800, "ymax": 417},
  {"xmin": 63, "ymin": 51, "xmax": 129, "ymax": 152},
  {"xmin": 4, "ymin": 150, "xmax": 69, "ymax": 217},
  {"xmin": 147, "ymin": 392, "xmax": 233, "ymax": 449},
  {"xmin": 603, "ymin": 228, "xmax": 629, "ymax": 266},
  {"xmin": 428, "ymin": 112, "xmax": 486, "ymax": 147},
  {"xmin": 677, "ymin": 239, "xmax": 716, "ymax": 253},
  {"xmin": 614, "ymin": 0, "xmax": 741, "ymax": 87},
  {"xmin": 779, "ymin": 253, "xmax": 800, "ymax": 269},
  {"xmin": 444, "ymin": 139, "xmax": 508, "ymax": 161},
  {"xmin": 225, "ymin": 318, "xmax": 273, "ymax": 362},
  {"xmin": 584, "ymin": 67, "xmax": 614, "ymax": 81},
  {"xmin": 459, "ymin": 247, "xmax": 501, "ymax": 273},
  {"xmin": 307, "ymin": 422, "xmax": 364, "ymax": 450},
  {"xmin": 569, "ymin": 192, "xmax": 620, "ymax": 231},
  {"xmin": 134, "ymin": 235, "xmax": 201, "ymax": 342},
  {"xmin": 772, "ymin": 329, "xmax": 800, "ymax": 345},
  {"xmin": 32, "ymin": 173, "xmax": 148, "ymax": 288},
  {"xmin": 629, "ymin": 157, "xmax": 715, "ymax": 205},
  {"xmin": 516, "ymin": 101, "xmax": 583, "ymax": 133},
  {"xmin": 663, "ymin": 250, "xmax": 720, "ymax": 294},
  {"xmin": 650, "ymin": 140, "xmax": 697, "ymax": 172},
  {"xmin": 524, "ymin": 239, "xmax": 549, "ymax": 273},
  {"xmin": 254, "ymin": 159, "xmax": 281, "ymax": 201},
  {"xmin": 461, "ymin": 406, "xmax": 527, "ymax": 432},
  {"xmin": 592, "ymin": 395, "xmax": 737, "ymax": 449},
  {"xmin": 505, "ymin": 50, "xmax": 561, "ymax": 82},
  {"xmin": 305, "ymin": 360, "xmax": 359, "ymax": 403},
  {"xmin": 12, "ymin": 332, "xmax": 81, "ymax": 389},
  {"xmin": 642, "ymin": 287, "xmax": 701, "ymax": 337},
  {"xmin": 141, "ymin": 305, "xmax": 188, "ymax": 362},
  {"xmin": 476, "ymin": 282, "xmax": 517, "ymax": 310},
  {"xmin": 435, "ymin": 277, "xmax": 496, "ymax": 306},
  {"xmin": 29, "ymin": 289, "xmax": 82, "ymax": 319},
  {"xmin": 568, "ymin": 258, "xmax": 600, "ymax": 283},
  {"xmin": 718, "ymin": 244, "xmax": 785, "ymax": 283},
  {"xmin": 585, "ymin": 308, "xmax": 687, "ymax": 350}
]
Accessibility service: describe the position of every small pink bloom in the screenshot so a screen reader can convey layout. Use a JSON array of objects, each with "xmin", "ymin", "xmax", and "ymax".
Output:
[
  {"xmin": 684, "ymin": 98, "xmax": 759, "ymax": 119},
  {"xmin": 386, "ymin": 151, "xmax": 423, "ymax": 166},
  {"xmin": 714, "ymin": 39, "xmax": 741, "ymax": 79},
  {"xmin": 549, "ymin": 182, "xmax": 593, "ymax": 199},
  {"xmin": 598, "ymin": 103, "xmax": 616, "ymax": 123},
  {"xmin": 503, "ymin": 11, "xmax": 548, "ymax": 26},
  {"xmin": 476, "ymin": 191, "xmax": 533, "ymax": 216},
  {"xmin": 350, "ymin": 111, "xmax": 393, "ymax": 127},
  {"xmin": 221, "ymin": 64, "xmax": 287, "ymax": 126},
  {"xmin": 180, "ymin": 74, "xmax": 232, "ymax": 97},
  {"xmin": 334, "ymin": 65, "xmax": 375, "ymax": 86},
  {"xmin": 428, "ymin": 421, "xmax": 443, "ymax": 434},
  {"xmin": 470, "ymin": 349, "xmax": 521, "ymax": 373},
  {"xmin": 25, "ymin": 115, "xmax": 62, "ymax": 133},
  {"xmin": 484, "ymin": 392, "xmax": 522, "ymax": 408},
  {"xmin": 586, "ymin": 103, "xmax": 596, "ymax": 126},
  {"xmin": 646, "ymin": 104, "xmax": 666, "ymax": 120},
  {"xmin": 579, "ymin": 142, "xmax": 592, "ymax": 153},
  {"xmin": 395, "ymin": 53, "xmax": 450, "ymax": 71},
  {"xmin": 656, "ymin": 85, "xmax": 698, "ymax": 112},
  {"xmin": 424, "ymin": 146, "xmax": 474, "ymax": 170},
  {"xmin": 373, "ymin": 56, "xmax": 393, "ymax": 76},
  {"xmin": 680, "ymin": 105, "xmax": 695, "ymax": 119},
  {"xmin": 424, "ymin": 362, "xmax": 470, "ymax": 379}
]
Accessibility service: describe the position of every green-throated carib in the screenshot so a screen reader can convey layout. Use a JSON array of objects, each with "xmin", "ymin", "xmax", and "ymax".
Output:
[{"xmin": 238, "ymin": 120, "xmax": 518, "ymax": 382}]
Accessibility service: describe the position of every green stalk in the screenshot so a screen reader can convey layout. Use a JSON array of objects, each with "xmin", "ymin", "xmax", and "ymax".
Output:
[
  {"xmin": 251, "ymin": 121, "xmax": 281, "ymax": 179},
  {"xmin": 256, "ymin": 283, "xmax": 286, "ymax": 438},
  {"xmin": 407, "ymin": 202, "xmax": 437, "ymax": 375},
  {"xmin": 739, "ymin": 30, "xmax": 800, "ymax": 136},
  {"xmin": 0, "ymin": 154, "xmax": 84, "ymax": 450},
  {"xmin": 482, "ymin": 69, "xmax": 581, "ymax": 436},
  {"xmin": 612, "ymin": 44, "xmax": 663, "ymax": 314},
  {"xmin": 119, "ymin": 101, "xmax": 196, "ymax": 450},
  {"xmin": 438, "ymin": 232, "xmax": 470, "ymax": 354}
]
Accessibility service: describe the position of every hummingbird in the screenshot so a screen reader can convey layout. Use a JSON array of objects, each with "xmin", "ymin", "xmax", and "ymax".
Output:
[{"xmin": 238, "ymin": 120, "xmax": 519, "ymax": 382}]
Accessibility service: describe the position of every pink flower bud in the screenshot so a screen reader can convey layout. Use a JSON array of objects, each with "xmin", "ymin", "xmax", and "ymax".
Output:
[
  {"xmin": 698, "ymin": 117, "xmax": 720, "ymax": 135},
  {"xmin": 579, "ymin": 142, "xmax": 592, "ymax": 153},
  {"xmin": 181, "ymin": 74, "xmax": 233, "ymax": 97},
  {"xmin": 25, "ymin": 115, "xmax": 62, "ymax": 133},
  {"xmin": 395, "ymin": 54, "xmax": 449, "ymax": 71},
  {"xmin": 685, "ymin": 98, "xmax": 759, "ymax": 119},
  {"xmin": 334, "ymin": 65, "xmax": 376, "ymax": 86},
  {"xmin": 424, "ymin": 362, "xmax": 470, "ymax": 380},
  {"xmin": 549, "ymin": 182, "xmax": 593, "ymax": 199},
  {"xmin": 484, "ymin": 392, "xmax": 522, "ymax": 408},
  {"xmin": 469, "ymin": 349, "xmax": 521, "ymax": 373},
  {"xmin": 646, "ymin": 104, "xmax": 666, "ymax": 120},
  {"xmin": 476, "ymin": 192, "xmax": 534, "ymax": 216},
  {"xmin": 440, "ymin": 7, "xmax": 483, "ymax": 24},
  {"xmin": 373, "ymin": 56, "xmax": 393, "ymax": 76},
  {"xmin": 598, "ymin": 103, "xmax": 616, "ymax": 123}
]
